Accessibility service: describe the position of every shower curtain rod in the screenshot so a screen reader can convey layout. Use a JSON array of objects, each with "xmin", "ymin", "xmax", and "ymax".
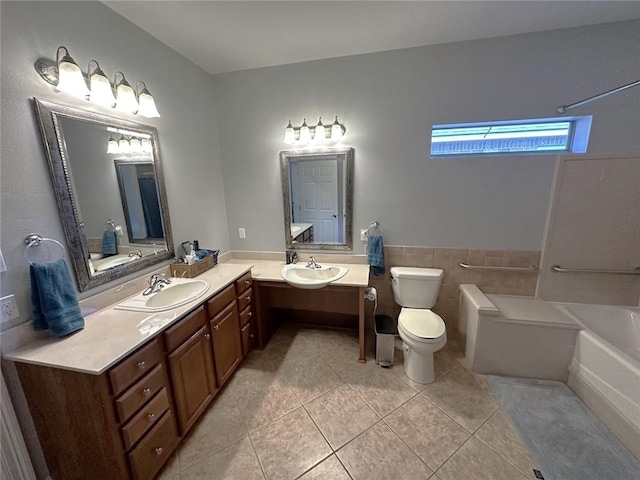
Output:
[{"xmin": 557, "ymin": 79, "xmax": 640, "ymax": 113}]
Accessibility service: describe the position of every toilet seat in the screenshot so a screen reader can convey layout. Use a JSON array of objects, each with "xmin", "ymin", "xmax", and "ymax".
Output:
[{"xmin": 398, "ymin": 308, "xmax": 446, "ymax": 343}]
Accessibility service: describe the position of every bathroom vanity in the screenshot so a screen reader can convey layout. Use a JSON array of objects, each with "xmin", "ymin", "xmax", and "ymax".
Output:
[{"xmin": 5, "ymin": 259, "xmax": 370, "ymax": 479}]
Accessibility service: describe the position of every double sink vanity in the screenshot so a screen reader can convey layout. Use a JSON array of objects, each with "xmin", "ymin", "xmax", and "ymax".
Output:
[{"xmin": 5, "ymin": 258, "xmax": 369, "ymax": 480}]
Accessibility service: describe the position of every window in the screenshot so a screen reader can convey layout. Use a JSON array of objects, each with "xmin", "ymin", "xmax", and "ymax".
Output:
[{"xmin": 430, "ymin": 116, "xmax": 592, "ymax": 157}]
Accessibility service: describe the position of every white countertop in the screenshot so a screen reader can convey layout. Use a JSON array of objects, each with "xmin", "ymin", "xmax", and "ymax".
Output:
[
  {"xmin": 3, "ymin": 263, "xmax": 252, "ymax": 375},
  {"xmin": 4, "ymin": 258, "xmax": 371, "ymax": 375}
]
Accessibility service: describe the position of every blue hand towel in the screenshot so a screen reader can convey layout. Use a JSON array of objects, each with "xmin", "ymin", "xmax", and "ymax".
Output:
[
  {"xmin": 102, "ymin": 230, "xmax": 117, "ymax": 255},
  {"xmin": 367, "ymin": 235, "xmax": 385, "ymax": 276},
  {"xmin": 30, "ymin": 259, "xmax": 84, "ymax": 337}
]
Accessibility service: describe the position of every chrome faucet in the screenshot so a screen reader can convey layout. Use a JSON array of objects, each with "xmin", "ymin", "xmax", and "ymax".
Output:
[
  {"xmin": 128, "ymin": 249, "xmax": 143, "ymax": 258},
  {"xmin": 143, "ymin": 273, "xmax": 171, "ymax": 295},
  {"xmin": 306, "ymin": 256, "xmax": 321, "ymax": 269}
]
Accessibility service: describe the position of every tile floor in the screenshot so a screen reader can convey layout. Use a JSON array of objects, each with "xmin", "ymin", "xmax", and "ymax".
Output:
[{"xmin": 159, "ymin": 325, "xmax": 538, "ymax": 480}]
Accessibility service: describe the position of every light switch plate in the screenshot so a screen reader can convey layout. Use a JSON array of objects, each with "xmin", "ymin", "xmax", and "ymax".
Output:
[
  {"xmin": 238, "ymin": 227, "xmax": 246, "ymax": 239},
  {"xmin": 360, "ymin": 229, "xmax": 368, "ymax": 241}
]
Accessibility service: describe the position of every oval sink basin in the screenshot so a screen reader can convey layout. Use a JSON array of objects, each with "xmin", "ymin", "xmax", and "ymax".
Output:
[
  {"xmin": 281, "ymin": 264, "xmax": 349, "ymax": 289},
  {"xmin": 94, "ymin": 254, "xmax": 138, "ymax": 272},
  {"xmin": 115, "ymin": 278, "xmax": 209, "ymax": 312}
]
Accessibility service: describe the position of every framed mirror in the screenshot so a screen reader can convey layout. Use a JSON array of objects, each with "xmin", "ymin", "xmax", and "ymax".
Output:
[
  {"xmin": 280, "ymin": 147, "xmax": 354, "ymax": 251},
  {"xmin": 33, "ymin": 98, "xmax": 174, "ymax": 291}
]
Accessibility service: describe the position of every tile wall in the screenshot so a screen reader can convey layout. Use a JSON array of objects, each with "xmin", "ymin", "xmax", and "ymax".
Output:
[{"xmin": 369, "ymin": 247, "xmax": 541, "ymax": 336}]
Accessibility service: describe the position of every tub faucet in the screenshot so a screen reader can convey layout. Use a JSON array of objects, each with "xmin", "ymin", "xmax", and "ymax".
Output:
[
  {"xmin": 306, "ymin": 256, "xmax": 321, "ymax": 269},
  {"xmin": 128, "ymin": 249, "xmax": 143, "ymax": 258},
  {"xmin": 143, "ymin": 273, "xmax": 171, "ymax": 295}
]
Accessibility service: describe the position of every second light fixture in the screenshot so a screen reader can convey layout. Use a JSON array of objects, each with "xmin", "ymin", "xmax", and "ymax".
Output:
[{"xmin": 284, "ymin": 116, "xmax": 346, "ymax": 145}]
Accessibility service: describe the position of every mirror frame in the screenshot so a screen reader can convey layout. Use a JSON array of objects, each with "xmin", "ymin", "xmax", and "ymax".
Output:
[
  {"xmin": 280, "ymin": 147, "xmax": 354, "ymax": 251},
  {"xmin": 33, "ymin": 97, "xmax": 174, "ymax": 291}
]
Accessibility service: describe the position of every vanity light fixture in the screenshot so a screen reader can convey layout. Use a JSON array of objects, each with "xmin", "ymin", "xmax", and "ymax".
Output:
[
  {"xmin": 107, "ymin": 134, "xmax": 120, "ymax": 154},
  {"xmin": 284, "ymin": 120, "xmax": 296, "ymax": 144},
  {"xmin": 88, "ymin": 60, "xmax": 116, "ymax": 107},
  {"xmin": 136, "ymin": 81, "xmax": 161, "ymax": 118},
  {"xmin": 299, "ymin": 119, "xmax": 311, "ymax": 144},
  {"xmin": 114, "ymin": 72, "xmax": 138, "ymax": 114},
  {"xmin": 35, "ymin": 46, "xmax": 161, "ymax": 117},
  {"xmin": 55, "ymin": 46, "xmax": 90, "ymax": 97},
  {"xmin": 282, "ymin": 116, "xmax": 346, "ymax": 145}
]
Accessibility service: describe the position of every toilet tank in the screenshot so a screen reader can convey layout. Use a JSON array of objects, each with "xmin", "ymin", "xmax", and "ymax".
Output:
[{"xmin": 390, "ymin": 267, "xmax": 443, "ymax": 308}]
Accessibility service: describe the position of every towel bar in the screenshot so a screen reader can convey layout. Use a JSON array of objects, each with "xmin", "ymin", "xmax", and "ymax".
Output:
[
  {"xmin": 24, "ymin": 234, "xmax": 66, "ymax": 265},
  {"xmin": 551, "ymin": 265, "xmax": 640, "ymax": 275}
]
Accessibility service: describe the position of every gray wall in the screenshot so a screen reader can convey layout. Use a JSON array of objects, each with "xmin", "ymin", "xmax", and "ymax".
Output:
[{"xmin": 214, "ymin": 20, "xmax": 640, "ymax": 252}]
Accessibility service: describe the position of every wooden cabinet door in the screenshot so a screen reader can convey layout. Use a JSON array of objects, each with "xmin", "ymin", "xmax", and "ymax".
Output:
[
  {"xmin": 240, "ymin": 318, "xmax": 258, "ymax": 357},
  {"xmin": 210, "ymin": 303, "xmax": 242, "ymax": 386},
  {"xmin": 168, "ymin": 325, "xmax": 217, "ymax": 435}
]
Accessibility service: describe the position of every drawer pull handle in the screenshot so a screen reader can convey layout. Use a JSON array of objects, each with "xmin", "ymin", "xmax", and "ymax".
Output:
[
  {"xmin": 137, "ymin": 361, "xmax": 146, "ymax": 370},
  {"xmin": 148, "ymin": 413, "xmax": 155, "ymax": 421},
  {"xmin": 213, "ymin": 324, "xmax": 220, "ymax": 330},
  {"xmin": 249, "ymin": 334, "xmax": 255, "ymax": 339},
  {"xmin": 245, "ymin": 296, "xmax": 251, "ymax": 302},
  {"xmin": 154, "ymin": 447, "xmax": 163, "ymax": 456},
  {"xmin": 244, "ymin": 280, "xmax": 251, "ymax": 286},
  {"xmin": 247, "ymin": 312, "xmax": 253, "ymax": 317},
  {"xmin": 205, "ymin": 333, "xmax": 211, "ymax": 339},
  {"xmin": 143, "ymin": 388, "xmax": 152, "ymax": 397}
]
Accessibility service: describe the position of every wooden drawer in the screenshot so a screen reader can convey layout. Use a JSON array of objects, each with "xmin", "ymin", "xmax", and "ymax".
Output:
[
  {"xmin": 115, "ymin": 364, "xmax": 167, "ymax": 423},
  {"xmin": 110, "ymin": 339, "xmax": 163, "ymax": 396},
  {"xmin": 238, "ymin": 305, "xmax": 253, "ymax": 327},
  {"xmin": 121, "ymin": 388, "xmax": 170, "ymax": 450},
  {"xmin": 164, "ymin": 306, "xmax": 207, "ymax": 353},
  {"xmin": 240, "ymin": 320, "xmax": 257, "ymax": 356},
  {"xmin": 235, "ymin": 271, "xmax": 252, "ymax": 294},
  {"xmin": 237, "ymin": 287, "xmax": 252, "ymax": 312},
  {"xmin": 128, "ymin": 410, "xmax": 179, "ymax": 480},
  {"xmin": 206, "ymin": 284, "xmax": 235, "ymax": 319}
]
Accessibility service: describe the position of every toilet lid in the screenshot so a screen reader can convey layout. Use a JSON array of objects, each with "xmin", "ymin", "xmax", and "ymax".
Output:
[{"xmin": 399, "ymin": 308, "xmax": 445, "ymax": 339}]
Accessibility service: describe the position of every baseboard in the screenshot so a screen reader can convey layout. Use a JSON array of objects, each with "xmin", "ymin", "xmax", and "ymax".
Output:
[{"xmin": 568, "ymin": 368, "xmax": 640, "ymax": 460}]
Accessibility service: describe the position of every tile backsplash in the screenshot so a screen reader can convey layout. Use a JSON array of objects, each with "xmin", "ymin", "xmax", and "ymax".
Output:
[{"xmin": 368, "ymin": 246, "xmax": 541, "ymax": 337}]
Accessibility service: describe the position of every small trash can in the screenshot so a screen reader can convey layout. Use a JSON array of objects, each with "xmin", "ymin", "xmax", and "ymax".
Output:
[{"xmin": 374, "ymin": 314, "xmax": 397, "ymax": 367}]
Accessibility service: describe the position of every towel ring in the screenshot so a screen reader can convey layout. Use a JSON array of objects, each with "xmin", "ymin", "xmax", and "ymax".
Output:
[
  {"xmin": 104, "ymin": 219, "xmax": 116, "ymax": 231},
  {"xmin": 24, "ymin": 233, "xmax": 66, "ymax": 265},
  {"xmin": 367, "ymin": 221, "xmax": 384, "ymax": 237}
]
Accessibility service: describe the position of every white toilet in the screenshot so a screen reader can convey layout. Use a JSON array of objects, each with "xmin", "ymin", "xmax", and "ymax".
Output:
[{"xmin": 390, "ymin": 266, "xmax": 447, "ymax": 384}]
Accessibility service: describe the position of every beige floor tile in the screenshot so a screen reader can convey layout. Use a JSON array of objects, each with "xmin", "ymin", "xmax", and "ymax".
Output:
[
  {"xmin": 178, "ymin": 387, "xmax": 248, "ymax": 469},
  {"xmin": 384, "ymin": 395, "xmax": 471, "ymax": 471},
  {"xmin": 234, "ymin": 374, "xmax": 301, "ymax": 432},
  {"xmin": 251, "ymin": 407, "xmax": 332, "ymax": 480},
  {"xmin": 305, "ymin": 384, "xmax": 380, "ymax": 450},
  {"xmin": 436, "ymin": 437, "xmax": 528, "ymax": 480},
  {"xmin": 475, "ymin": 409, "xmax": 538, "ymax": 479},
  {"xmin": 180, "ymin": 437, "xmax": 265, "ymax": 480},
  {"xmin": 281, "ymin": 359, "xmax": 344, "ymax": 404},
  {"xmin": 297, "ymin": 454, "xmax": 351, "ymax": 479},
  {"xmin": 324, "ymin": 342, "xmax": 377, "ymax": 381},
  {"xmin": 348, "ymin": 367, "xmax": 417, "ymax": 417},
  {"xmin": 337, "ymin": 422, "xmax": 433, "ymax": 479},
  {"xmin": 421, "ymin": 366, "xmax": 498, "ymax": 432},
  {"xmin": 157, "ymin": 453, "xmax": 179, "ymax": 479}
]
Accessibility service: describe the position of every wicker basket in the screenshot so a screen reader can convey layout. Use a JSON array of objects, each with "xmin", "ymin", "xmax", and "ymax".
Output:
[{"xmin": 170, "ymin": 255, "xmax": 214, "ymax": 278}]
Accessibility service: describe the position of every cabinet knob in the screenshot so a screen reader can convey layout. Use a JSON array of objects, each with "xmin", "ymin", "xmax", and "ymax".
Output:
[
  {"xmin": 245, "ymin": 296, "xmax": 251, "ymax": 302},
  {"xmin": 249, "ymin": 334, "xmax": 255, "ymax": 339},
  {"xmin": 154, "ymin": 447, "xmax": 163, "ymax": 456},
  {"xmin": 204, "ymin": 333, "xmax": 211, "ymax": 339},
  {"xmin": 247, "ymin": 312, "xmax": 253, "ymax": 317},
  {"xmin": 213, "ymin": 324, "xmax": 220, "ymax": 330},
  {"xmin": 143, "ymin": 388, "xmax": 151, "ymax": 397},
  {"xmin": 137, "ymin": 361, "xmax": 146, "ymax": 370},
  {"xmin": 147, "ymin": 413, "xmax": 155, "ymax": 421},
  {"xmin": 244, "ymin": 280, "xmax": 250, "ymax": 286}
]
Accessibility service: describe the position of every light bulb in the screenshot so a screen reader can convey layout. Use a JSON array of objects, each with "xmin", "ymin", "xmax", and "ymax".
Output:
[
  {"xmin": 284, "ymin": 120, "xmax": 296, "ymax": 144},
  {"xmin": 331, "ymin": 116, "xmax": 344, "ymax": 141},
  {"xmin": 107, "ymin": 135, "xmax": 119, "ymax": 154},
  {"xmin": 313, "ymin": 118, "xmax": 325, "ymax": 143},
  {"xmin": 88, "ymin": 61, "xmax": 115, "ymax": 107},
  {"xmin": 299, "ymin": 119, "xmax": 311, "ymax": 144},
  {"xmin": 56, "ymin": 47, "xmax": 89, "ymax": 97}
]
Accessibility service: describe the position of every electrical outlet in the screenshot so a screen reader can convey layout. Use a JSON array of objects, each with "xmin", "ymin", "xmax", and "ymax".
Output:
[
  {"xmin": 360, "ymin": 229, "xmax": 368, "ymax": 241},
  {"xmin": 1, "ymin": 294, "xmax": 20, "ymax": 323},
  {"xmin": 238, "ymin": 227, "xmax": 246, "ymax": 239}
]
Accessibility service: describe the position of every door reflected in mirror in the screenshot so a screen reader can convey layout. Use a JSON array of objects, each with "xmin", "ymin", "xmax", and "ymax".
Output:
[{"xmin": 280, "ymin": 147, "xmax": 353, "ymax": 251}]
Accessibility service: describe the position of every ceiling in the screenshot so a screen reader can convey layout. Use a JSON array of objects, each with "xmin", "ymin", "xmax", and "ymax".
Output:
[{"xmin": 104, "ymin": 1, "xmax": 640, "ymax": 75}]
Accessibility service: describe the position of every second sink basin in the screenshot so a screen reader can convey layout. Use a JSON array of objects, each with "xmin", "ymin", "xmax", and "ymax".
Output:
[
  {"xmin": 281, "ymin": 264, "xmax": 349, "ymax": 289},
  {"xmin": 116, "ymin": 278, "xmax": 210, "ymax": 312}
]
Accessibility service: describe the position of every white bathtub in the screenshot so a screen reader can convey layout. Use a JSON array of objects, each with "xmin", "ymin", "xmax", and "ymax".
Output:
[{"xmin": 554, "ymin": 302, "xmax": 640, "ymax": 459}]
